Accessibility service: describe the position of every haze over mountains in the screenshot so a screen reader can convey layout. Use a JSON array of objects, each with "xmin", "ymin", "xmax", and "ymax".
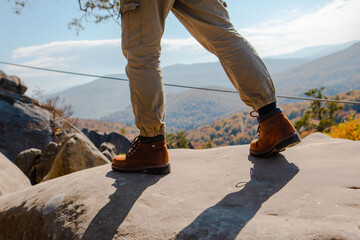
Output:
[
  {"xmin": 268, "ymin": 40, "xmax": 358, "ymax": 60},
  {"xmin": 102, "ymin": 88, "xmax": 247, "ymax": 130},
  {"xmin": 273, "ymin": 41, "xmax": 360, "ymax": 98},
  {"xmin": 51, "ymin": 41, "xmax": 360, "ymax": 127},
  {"xmin": 52, "ymin": 57, "xmax": 308, "ymax": 119}
]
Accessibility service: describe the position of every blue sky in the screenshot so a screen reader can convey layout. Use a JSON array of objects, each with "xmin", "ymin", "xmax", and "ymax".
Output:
[{"xmin": 1, "ymin": 0, "xmax": 360, "ymax": 94}]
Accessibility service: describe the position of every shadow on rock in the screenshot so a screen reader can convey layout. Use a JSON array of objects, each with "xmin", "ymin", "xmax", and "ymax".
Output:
[
  {"xmin": 176, "ymin": 154, "xmax": 299, "ymax": 240},
  {"xmin": 81, "ymin": 171, "xmax": 166, "ymax": 240}
]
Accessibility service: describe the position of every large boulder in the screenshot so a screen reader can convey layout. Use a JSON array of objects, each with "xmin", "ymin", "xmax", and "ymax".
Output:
[
  {"xmin": 0, "ymin": 133, "xmax": 359, "ymax": 239},
  {"xmin": 12, "ymin": 143, "xmax": 61, "ymax": 185},
  {"xmin": 0, "ymin": 152, "xmax": 31, "ymax": 196},
  {"xmin": 14, "ymin": 148, "xmax": 42, "ymax": 185},
  {"xmin": 82, "ymin": 129, "xmax": 130, "ymax": 155},
  {"xmin": 99, "ymin": 142, "xmax": 117, "ymax": 161},
  {"xmin": 0, "ymin": 70, "xmax": 5, "ymax": 78},
  {"xmin": 0, "ymin": 85, "xmax": 52, "ymax": 161},
  {"xmin": 35, "ymin": 142, "xmax": 60, "ymax": 183},
  {"xmin": 0, "ymin": 71, "xmax": 27, "ymax": 95},
  {"xmin": 43, "ymin": 133, "xmax": 110, "ymax": 181}
]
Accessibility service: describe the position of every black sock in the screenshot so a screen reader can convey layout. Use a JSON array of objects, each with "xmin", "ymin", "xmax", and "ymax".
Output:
[
  {"xmin": 257, "ymin": 102, "xmax": 282, "ymax": 122},
  {"xmin": 258, "ymin": 102, "xmax": 277, "ymax": 115},
  {"xmin": 140, "ymin": 135, "xmax": 165, "ymax": 143}
]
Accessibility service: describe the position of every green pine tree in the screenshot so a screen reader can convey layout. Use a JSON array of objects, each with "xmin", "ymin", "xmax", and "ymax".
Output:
[{"xmin": 295, "ymin": 87, "xmax": 343, "ymax": 133}]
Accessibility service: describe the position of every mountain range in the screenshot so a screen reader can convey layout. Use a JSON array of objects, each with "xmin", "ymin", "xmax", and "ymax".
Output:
[
  {"xmin": 268, "ymin": 40, "xmax": 358, "ymax": 60},
  {"xmin": 51, "ymin": 41, "xmax": 360, "ymax": 129},
  {"xmin": 102, "ymin": 87, "xmax": 247, "ymax": 130},
  {"xmin": 273, "ymin": 41, "xmax": 360, "ymax": 99},
  {"xmin": 51, "ymin": 57, "xmax": 307, "ymax": 119}
]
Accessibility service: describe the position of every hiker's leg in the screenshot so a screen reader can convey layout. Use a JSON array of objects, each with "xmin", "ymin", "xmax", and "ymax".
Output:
[
  {"xmin": 112, "ymin": 0, "xmax": 173, "ymax": 174},
  {"xmin": 121, "ymin": 0, "xmax": 175, "ymax": 137},
  {"xmin": 171, "ymin": 0, "xmax": 276, "ymax": 111},
  {"xmin": 171, "ymin": 0, "xmax": 300, "ymax": 157}
]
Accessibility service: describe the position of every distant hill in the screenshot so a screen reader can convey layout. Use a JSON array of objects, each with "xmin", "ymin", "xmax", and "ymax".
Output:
[
  {"xmin": 52, "ymin": 41, "xmax": 360, "ymax": 122},
  {"xmin": 186, "ymin": 90, "xmax": 360, "ymax": 149},
  {"xmin": 101, "ymin": 87, "xmax": 247, "ymax": 130},
  {"xmin": 263, "ymin": 58, "xmax": 307, "ymax": 75},
  {"xmin": 273, "ymin": 41, "xmax": 360, "ymax": 99},
  {"xmin": 269, "ymin": 40, "xmax": 358, "ymax": 60},
  {"xmin": 51, "ymin": 74, "xmax": 131, "ymax": 119},
  {"xmin": 78, "ymin": 90, "xmax": 360, "ymax": 149},
  {"xmin": 103, "ymin": 40, "xmax": 360, "ymax": 129},
  {"xmin": 162, "ymin": 58, "xmax": 308, "ymax": 94},
  {"xmin": 53, "ymin": 58, "xmax": 307, "ymax": 119}
]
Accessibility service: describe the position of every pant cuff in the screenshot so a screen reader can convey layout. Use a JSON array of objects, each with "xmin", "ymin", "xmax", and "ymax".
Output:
[
  {"xmin": 140, "ymin": 128, "xmax": 165, "ymax": 137},
  {"xmin": 251, "ymin": 94, "xmax": 277, "ymax": 111}
]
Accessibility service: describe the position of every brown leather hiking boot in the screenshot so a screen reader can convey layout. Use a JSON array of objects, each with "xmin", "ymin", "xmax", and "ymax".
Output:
[
  {"xmin": 112, "ymin": 136, "xmax": 170, "ymax": 174},
  {"xmin": 250, "ymin": 112, "xmax": 301, "ymax": 157}
]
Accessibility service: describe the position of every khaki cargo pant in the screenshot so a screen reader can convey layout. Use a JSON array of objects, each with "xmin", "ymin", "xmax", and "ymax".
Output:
[{"xmin": 120, "ymin": 0, "xmax": 276, "ymax": 137}]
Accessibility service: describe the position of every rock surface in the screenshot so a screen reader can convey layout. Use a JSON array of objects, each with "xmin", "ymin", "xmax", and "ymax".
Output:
[
  {"xmin": 35, "ymin": 142, "xmax": 60, "ymax": 183},
  {"xmin": 0, "ymin": 71, "xmax": 28, "ymax": 95},
  {"xmin": 0, "ymin": 133, "xmax": 359, "ymax": 239},
  {"xmin": 0, "ymin": 84, "xmax": 52, "ymax": 161},
  {"xmin": 82, "ymin": 129, "xmax": 130, "ymax": 155},
  {"xmin": 99, "ymin": 142, "xmax": 117, "ymax": 161},
  {"xmin": 14, "ymin": 148, "xmax": 42, "ymax": 185},
  {"xmin": 43, "ymin": 133, "xmax": 110, "ymax": 181},
  {"xmin": 0, "ymin": 152, "xmax": 31, "ymax": 197}
]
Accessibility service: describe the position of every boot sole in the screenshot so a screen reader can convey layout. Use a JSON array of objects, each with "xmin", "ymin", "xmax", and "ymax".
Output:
[
  {"xmin": 112, "ymin": 163, "xmax": 171, "ymax": 175},
  {"xmin": 250, "ymin": 132, "xmax": 301, "ymax": 158}
]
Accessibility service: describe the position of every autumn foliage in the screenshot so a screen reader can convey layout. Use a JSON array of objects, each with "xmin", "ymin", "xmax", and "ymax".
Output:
[
  {"xmin": 73, "ymin": 90, "xmax": 359, "ymax": 148},
  {"xmin": 329, "ymin": 114, "xmax": 360, "ymax": 140}
]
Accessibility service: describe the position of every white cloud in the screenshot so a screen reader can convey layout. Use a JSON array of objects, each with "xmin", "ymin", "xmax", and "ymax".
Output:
[
  {"xmin": 240, "ymin": 0, "xmax": 360, "ymax": 56},
  {"xmin": 12, "ymin": 39, "xmax": 121, "ymax": 59},
  {"xmin": 162, "ymin": 37, "xmax": 201, "ymax": 51},
  {"xmin": 7, "ymin": 39, "xmax": 127, "ymax": 93},
  {"xmin": 11, "ymin": 39, "xmax": 123, "ymax": 71}
]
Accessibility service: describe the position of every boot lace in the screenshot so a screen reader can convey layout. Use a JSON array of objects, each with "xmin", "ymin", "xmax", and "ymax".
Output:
[
  {"xmin": 250, "ymin": 111, "xmax": 261, "ymax": 136},
  {"xmin": 128, "ymin": 135, "xmax": 141, "ymax": 156},
  {"xmin": 256, "ymin": 125, "xmax": 261, "ymax": 136}
]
